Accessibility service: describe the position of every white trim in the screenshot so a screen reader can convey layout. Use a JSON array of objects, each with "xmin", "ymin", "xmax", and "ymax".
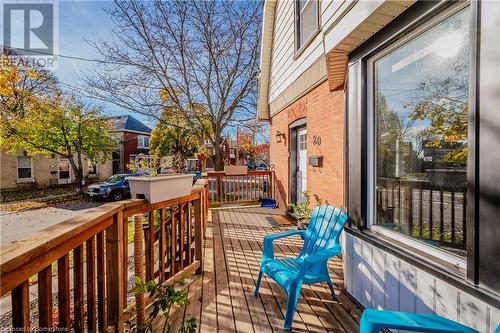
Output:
[
  {"xmin": 137, "ymin": 135, "xmax": 149, "ymax": 149},
  {"xmin": 111, "ymin": 129, "xmax": 151, "ymax": 135},
  {"xmin": 365, "ymin": 3, "xmax": 470, "ymax": 269},
  {"xmin": 16, "ymin": 156, "xmax": 34, "ymax": 183},
  {"xmin": 371, "ymin": 225, "xmax": 466, "ymax": 270}
]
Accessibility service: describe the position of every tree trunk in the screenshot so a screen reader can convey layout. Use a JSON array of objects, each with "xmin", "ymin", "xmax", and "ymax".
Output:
[
  {"xmin": 213, "ymin": 143, "xmax": 223, "ymax": 171},
  {"xmin": 68, "ymin": 157, "xmax": 85, "ymax": 191}
]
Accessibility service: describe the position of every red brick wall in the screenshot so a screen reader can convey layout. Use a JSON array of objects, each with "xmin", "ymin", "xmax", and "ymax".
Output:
[{"xmin": 269, "ymin": 80, "xmax": 345, "ymax": 210}]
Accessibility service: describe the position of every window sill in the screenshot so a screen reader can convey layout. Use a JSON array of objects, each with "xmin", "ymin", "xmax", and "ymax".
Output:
[
  {"xmin": 345, "ymin": 227, "xmax": 500, "ymax": 308},
  {"xmin": 16, "ymin": 179, "xmax": 35, "ymax": 183}
]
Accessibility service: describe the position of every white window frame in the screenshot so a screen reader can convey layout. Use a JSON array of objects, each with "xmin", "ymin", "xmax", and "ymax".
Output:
[
  {"xmin": 294, "ymin": 0, "xmax": 320, "ymax": 56},
  {"xmin": 366, "ymin": 3, "xmax": 469, "ymax": 271},
  {"xmin": 17, "ymin": 156, "xmax": 34, "ymax": 182},
  {"xmin": 137, "ymin": 135, "xmax": 149, "ymax": 149}
]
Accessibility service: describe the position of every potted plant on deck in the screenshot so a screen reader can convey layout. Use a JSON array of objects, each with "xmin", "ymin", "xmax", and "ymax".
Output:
[
  {"xmin": 287, "ymin": 192, "xmax": 327, "ymax": 229},
  {"xmin": 127, "ymin": 154, "xmax": 194, "ymax": 204}
]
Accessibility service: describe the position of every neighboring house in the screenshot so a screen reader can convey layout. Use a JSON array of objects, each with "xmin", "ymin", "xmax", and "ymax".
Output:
[
  {"xmin": 204, "ymin": 136, "xmax": 236, "ymax": 169},
  {"xmin": 258, "ymin": 0, "xmax": 499, "ymax": 331},
  {"xmin": 0, "ymin": 150, "xmax": 112, "ymax": 190},
  {"xmin": 108, "ymin": 115, "xmax": 152, "ymax": 173}
]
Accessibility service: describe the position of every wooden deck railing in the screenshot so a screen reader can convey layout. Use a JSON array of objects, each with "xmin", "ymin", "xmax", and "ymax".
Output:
[
  {"xmin": 0, "ymin": 180, "xmax": 208, "ymax": 332},
  {"xmin": 206, "ymin": 170, "xmax": 275, "ymax": 206}
]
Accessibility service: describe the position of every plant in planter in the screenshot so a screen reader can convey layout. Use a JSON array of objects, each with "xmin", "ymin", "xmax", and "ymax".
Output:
[
  {"xmin": 127, "ymin": 154, "xmax": 194, "ymax": 204},
  {"xmin": 128, "ymin": 277, "xmax": 197, "ymax": 333},
  {"xmin": 287, "ymin": 192, "xmax": 328, "ymax": 229}
]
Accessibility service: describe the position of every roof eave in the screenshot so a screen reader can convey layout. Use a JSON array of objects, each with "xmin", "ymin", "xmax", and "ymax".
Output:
[{"xmin": 257, "ymin": 0, "xmax": 277, "ymax": 121}]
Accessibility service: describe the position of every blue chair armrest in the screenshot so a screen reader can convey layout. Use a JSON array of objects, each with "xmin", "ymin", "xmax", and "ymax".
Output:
[
  {"xmin": 263, "ymin": 230, "xmax": 306, "ymax": 260},
  {"xmin": 360, "ymin": 309, "xmax": 479, "ymax": 333}
]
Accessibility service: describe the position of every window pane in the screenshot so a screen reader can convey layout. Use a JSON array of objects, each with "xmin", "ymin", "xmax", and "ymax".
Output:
[
  {"xmin": 300, "ymin": 1, "xmax": 317, "ymax": 47},
  {"xmin": 374, "ymin": 8, "xmax": 469, "ymax": 256},
  {"xmin": 18, "ymin": 168, "xmax": 32, "ymax": 179},
  {"xmin": 18, "ymin": 157, "xmax": 31, "ymax": 168}
]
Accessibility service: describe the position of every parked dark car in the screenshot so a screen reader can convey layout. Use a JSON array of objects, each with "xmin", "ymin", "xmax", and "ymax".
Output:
[
  {"xmin": 246, "ymin": 163, "xmax": 256, "ymax": 170},
  {"xmin": 256, "ymin": 163, "xmax": 269, "ymax": 171},
  {"xmin": 86, "ymin": 173, "xmax": 140, "ymax": 201}
]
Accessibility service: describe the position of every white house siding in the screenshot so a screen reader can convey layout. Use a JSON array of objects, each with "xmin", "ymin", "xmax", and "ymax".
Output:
[
  {"xmin": 343, "ymin": 233, "xmax": 500, "ymax": 333},
  {"xmin": 269, "ymin": 0, "xmax": 368, "ymax": 106}
]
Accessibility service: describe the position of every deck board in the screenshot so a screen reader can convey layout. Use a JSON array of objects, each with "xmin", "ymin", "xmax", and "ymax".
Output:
[{"xmin": 179, "ymin": 207, "xmax": 361, "ymax": 333}]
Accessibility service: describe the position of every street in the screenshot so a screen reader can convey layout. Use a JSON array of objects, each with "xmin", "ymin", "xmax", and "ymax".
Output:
[{"xmin": 0, "ymin": 201, "xmax": 104, "ymax": 246}]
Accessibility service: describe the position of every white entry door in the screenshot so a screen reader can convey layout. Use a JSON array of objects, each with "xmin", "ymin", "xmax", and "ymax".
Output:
[{"xmin": 296, "ymin": 128, "xmax": 307, "ymax": 203}]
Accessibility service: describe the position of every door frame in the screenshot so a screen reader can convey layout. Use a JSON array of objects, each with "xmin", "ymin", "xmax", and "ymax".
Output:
[
  {"xmin": 289, "ymin": 118, "xmax": 307, "ymax": 204},
  {"xmin": 58, "ymin": 159, "xmax": 72, "ymax": 184}
]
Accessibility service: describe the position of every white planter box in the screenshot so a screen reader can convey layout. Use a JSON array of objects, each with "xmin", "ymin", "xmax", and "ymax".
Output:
[
  {"xmin": 224, "ymin": 165, "xmax": 248, "ymax": 175},
  {"xmin": 127, "ymin": 174, "xmax": 194, "ymax": 204}
]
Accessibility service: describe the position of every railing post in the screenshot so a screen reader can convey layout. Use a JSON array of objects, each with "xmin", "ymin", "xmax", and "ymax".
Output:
[
  {"xmin": 194, "ymin": 195, "xmax": 204, "ymax": 274},
  {"xmin": 106, "ymin": 212, "xmax": 124, "ymax": 332}
]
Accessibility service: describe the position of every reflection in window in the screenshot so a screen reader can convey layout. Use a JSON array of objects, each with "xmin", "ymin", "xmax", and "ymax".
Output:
[{"xmin": 374, "ymin": 8, "xmax": 469, "ymax": 256}]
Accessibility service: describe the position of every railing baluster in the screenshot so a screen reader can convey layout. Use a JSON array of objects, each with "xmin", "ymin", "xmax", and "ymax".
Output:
[
  {"xmin": 12, "ymin": 280, "xmax": 29, "ymax": 330},
  {"xmin": 74, "ymin": 245, "xmax": 85, "ymax": 333},
  {"xmin": 58, "ymin": 254, "xmax": 71, "ymax": 330},
  {"xmin": 96, "ymin": 231, "xmax": 107, "ymax": 330},
  {"xmin": 180, "ymin": 203, "xmax": 186, "ymax": 269},
  {"xmin": 160, "ymin": 208, "xmax": 167, "ymax": 282},
  {"xmin": 148, "ymin": 211, "xmax": 155, "ymax": 281},
  {"xmin": 106, "ymin": 213, "xmax": 124, "ymax": 332},
  {"xmin": 86, "ymin": 237, "xmax": 97, "ymax": 332},
  {"xmin": 38, "ymin": 265, "xmax": 53, "ymax": 329},
  {"xmin": 194, "ymin": 196, "xmax": 204, "ymax": 274},
  {"xmin": 171, "ymin": 206, "xmax": 177, "ymax": 276},
  {"xmin": 187, "ymin": 202, "xmax": 193, "ymax": 264}
]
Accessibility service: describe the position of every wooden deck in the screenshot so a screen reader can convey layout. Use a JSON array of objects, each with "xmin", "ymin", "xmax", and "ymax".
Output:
[{"xmin": 176, "ymin": 207, "xmax": 362, "ymax": 332}]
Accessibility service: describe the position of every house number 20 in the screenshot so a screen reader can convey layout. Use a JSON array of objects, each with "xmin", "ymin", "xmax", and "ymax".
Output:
[{"xmin": 313, "ymin": 135, "xmax": 321, "ymax": 146}]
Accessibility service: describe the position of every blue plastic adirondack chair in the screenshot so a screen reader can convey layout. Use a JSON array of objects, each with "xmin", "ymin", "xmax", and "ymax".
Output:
[
  {"xmin": 254, "ymin": 205, "xmax": 349, "ymax": 331},
  {"xmin": 360, "ymin": 309, "xmax": 480, "ymax": 333}
]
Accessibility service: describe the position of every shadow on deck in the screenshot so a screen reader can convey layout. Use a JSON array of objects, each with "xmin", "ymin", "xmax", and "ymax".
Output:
[{"xmin": 176, "ymin": 207, "xmax": 362, "ymax": 333}]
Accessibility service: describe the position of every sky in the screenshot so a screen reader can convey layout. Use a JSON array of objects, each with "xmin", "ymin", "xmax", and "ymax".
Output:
[{"xmin": 55, "ymin": 1, "xmax": 141, "ymax": 120}]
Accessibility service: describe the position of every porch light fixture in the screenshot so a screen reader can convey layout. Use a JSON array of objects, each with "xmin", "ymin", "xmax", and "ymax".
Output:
[{"xmin": 275, "ymin": 131, "xmax": 286, "ymax": 144}]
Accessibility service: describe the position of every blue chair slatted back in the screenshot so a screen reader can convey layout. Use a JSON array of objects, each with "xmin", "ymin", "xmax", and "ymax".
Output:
[{"xmin": 298, "ymin": 205, "xmax": 348, "ymax": 261}]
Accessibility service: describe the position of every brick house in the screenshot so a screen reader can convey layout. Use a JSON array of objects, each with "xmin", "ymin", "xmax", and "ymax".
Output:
[
  {"xmin": 258, "ymin": 0, "xmax": 500, "ymax": 329},
  {"xmin": 0, "ymin": 115, "xmax": 152, "ymax": 190},
  {"xmin": 0, "ymin": 150, "xmax": 113, "ymax": 190},
  {"xmin": 108, "ymin": 115, "xmax": 152, "ymax": 173},
  {"xmin": 204, "ymin": 136, "xmax": 237, "ymax": 170}
]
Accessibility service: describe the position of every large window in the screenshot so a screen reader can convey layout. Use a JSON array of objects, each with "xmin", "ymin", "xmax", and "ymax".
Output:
[
  {"xmin": 371, "ymin": 7, "xmax": 470, "ymax": 257},
  {"xmin": 295, "ymin": 0, "xmax": 319, "ymax": 53},
  {"xmin": 17, "ymin": 157, "xmax": 33, "ymax": 181}
]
